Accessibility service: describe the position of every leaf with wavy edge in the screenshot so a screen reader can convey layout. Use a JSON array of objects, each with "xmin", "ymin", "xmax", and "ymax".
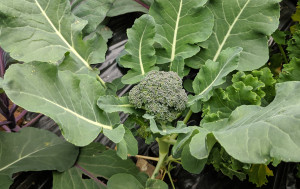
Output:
[
  {"xmin": 278, "ymin": 57, "xmax": 300, "ymax": 82},
  {"xmin": 202, "ymin": 69, "xmax": 275, "ymax": 123},
  {"xmin": 187, "ymin": 0, "xmax": 280, "ymax": 70},
  {"xmin": 0, "ymin": 127, "xmax": 78, "ymax": 180},
  {"xmin": 188, "ymin": 47, "xmax": 242, "ymax": 106},
  {"xmin": 3, "ymin": 62, "xmax": 120, "ymax": 146},
  {"xmin": 0, "ymin": 0, "xmax": 106, "ymax": 75},
  {"xmin": 203, "ymin": 81, "xmax": 300, "ymax": 164},
  {"xmin": 149, "ymin": 0, "xmax": 214, "ymax": 66},
  {"xmin": 120, "ymin": 15, "xmax": 158, "ymax": 84}
]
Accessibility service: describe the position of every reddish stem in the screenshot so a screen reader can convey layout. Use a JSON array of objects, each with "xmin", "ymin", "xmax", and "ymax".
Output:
[
  {"xmin": 9, "ymin": 104, "xmax": 18, "ymax": 116},
  {"xmin": 15, "ymin": 110, "xmax": 28, "ymax": 122},
  {"xmin": 0, "ymin": 120, "xmax": 12, "ymax": 126},
  {"xmin": 22, "ymin": 114, "xmax": 43, "ymax": 128},
  {"xmin": 0, "ymin": 47, "xmax": 5, "ymax": 77},
  {"xmin": 14, "ymin": 113, "xmax": 43, "ymax": 132},
  {"xmin": 1, "ymin": 125, "xmax": 11, "ymax": 132},
  {"xmin": 134, "ymin": 0, "xmax": 150, "ymax": 9},
  {"xmin": 75, "ymin": 164, "xmax": 107, "ymax": 187}
]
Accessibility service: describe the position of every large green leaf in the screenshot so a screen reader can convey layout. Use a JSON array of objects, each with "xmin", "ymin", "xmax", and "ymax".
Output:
[
  {"xmin": 149, "ymin": 0, "xmax": 214, "ymax": 65},
  {"xmin": 76, "ymin": 143, "xmax": 147, "ymax": 183},
  {"xmin": 53, "ymin": 166, "xmax": 105, "ymax": 189},
  {"xmin": 210, "ymin": 81, "xmax": 300, "ymax": 163},
  {"xmin": 0, "ymin": 127, "xmax": 78, "ymax": 182},
  {"xmin": 106, "ymin": 0, "xmax": 149, "ymax": 17},
  {"xmin": 71, "ymin": 0, "xmax": 114, "ymax": 34},
  {"xmin": 0, "ymin": 0, "xmax": 106, "ymax": 73},
  {"xmin": 188, "ymin": 47, "xmax": 242, "ymax": 106},
  {"xmin": 187, "ymin": 0, "xmax": 280, "ymax": 70},
  {"xmin": 53, "ymin": 143, "xmax": 147, "ymax": 189},
  {"xmin": 3, "ymin": 62, "xmax": 120, "ymax": 146},
  {"xmin": 120, "ymin": 15, "xmax": 158, "ymax": 84}
]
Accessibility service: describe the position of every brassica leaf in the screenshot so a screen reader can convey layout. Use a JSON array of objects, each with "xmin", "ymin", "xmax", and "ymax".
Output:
[
  {"xmin": 3, "ymin": 62, "xmax": 120, "ymax": 146},
  {"xmin": 186, "ymin": 0, "xmax": 280, "ymax": 70},
  {"xmin": 149, "ymin": 0, "xmax": 214, "ymax": 67},
  {"xmin": 120, "ymin": 15, "xmax": 158, "ymax": 84}
]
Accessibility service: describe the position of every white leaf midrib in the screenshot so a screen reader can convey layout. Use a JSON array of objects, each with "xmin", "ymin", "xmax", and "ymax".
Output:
[
  {"xmin": 139, "ymin": 26, "xmax": 147, "ymax": 75},
  {"xmin": 212, "ymin": 0, "xmax": 250, "ymax": 62},
  {"xmin": 0, "ymin": 143, "xmax": 62, "ymax": 172},
  {"xmin": 195, "ymin": 49, "xmax": 239, "ymax": 99},
  {"xmin": 13, "ymin": 90, "xmax": 112, "ymax": 129},
  {"xmin": 170, "ymin": 0, "xmax": 183, "ymax": 69},
  {"xmin": 34, "ymin": 0, "xmax": 91, "ymax": 69}
]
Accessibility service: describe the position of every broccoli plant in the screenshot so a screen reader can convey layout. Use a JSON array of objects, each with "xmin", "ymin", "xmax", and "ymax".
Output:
[{"xmin": 2, "ymin": 0, "xmax": 300, "ymax": 188}]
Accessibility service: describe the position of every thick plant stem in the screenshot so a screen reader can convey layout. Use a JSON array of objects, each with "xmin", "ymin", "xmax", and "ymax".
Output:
[
  {"xmin": 151, "ymin": 138, "xmax": 170, "ymax": 179},
  {"xmin": 150, "ymin": 109, "xmax": 193, "ymax": 179},
  {"xmin": 183, "ymin": 109, "xmax": 193, "ymax": 124}
]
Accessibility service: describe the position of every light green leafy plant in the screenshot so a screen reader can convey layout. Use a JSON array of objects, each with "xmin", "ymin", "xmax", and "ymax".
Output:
[{"xmin": 2, "ymin": 0, "xmax": 300, "ymax": 188}]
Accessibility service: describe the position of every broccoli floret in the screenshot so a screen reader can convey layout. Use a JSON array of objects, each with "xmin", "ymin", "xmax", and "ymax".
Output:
[{"xmin": 128, "ymin": 70, "xmax": 188, "ymax": 122}]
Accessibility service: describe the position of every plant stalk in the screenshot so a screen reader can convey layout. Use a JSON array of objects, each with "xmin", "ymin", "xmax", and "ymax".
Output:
[
  {"xmin": 0, "ymin": 121, "xmax": 12, "ymax": 126},
  {"xmin": 15, "ymin": 114, "xmax": 43, "ymax": 132},
  {"xmin": 23, "ymin": 113, "xmax": 43, "ymax": 127},
  {"xmin": 133, "ymin": 154, "xmax": 159, "ymax": 161},
  {"xmin": 151, "ymin": 138, "xmax": 170, "ymax": 179},
  {"xmin": 16, "ymin": 110, "xmax": 28, "ymax": 122},
  {"xmin": 183, "ymin": 109, "xmax": 193, "ymax": 124},
  {"xmin": 9, "ymin": 104, "xmax": 18, "ymax": 117},
  {"xmin": 0, "ymin": 47, "xmax": 5, "ymax": 77},
  {"xmin": 167, "ymin": 163, "xmax": 175, "ymax": 189},
  {"xmin": 278, "ymin": 44, "xmax": 288, "ymax": 65},
  {"xmin": 1, "ymin": 125, "xmax": 11, "ymax": 132}
]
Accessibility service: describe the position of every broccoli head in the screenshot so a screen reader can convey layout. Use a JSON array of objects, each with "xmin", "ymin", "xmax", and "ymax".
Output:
[{"xmin": 128, "ymin": 70, "xmax": 188, "ymax": 122}]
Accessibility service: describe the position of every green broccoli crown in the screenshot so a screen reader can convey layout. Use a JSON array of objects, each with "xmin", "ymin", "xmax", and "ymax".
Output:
[{"xmin": 128, "ymin": 70, "xmax": 188, "ymax": 122}]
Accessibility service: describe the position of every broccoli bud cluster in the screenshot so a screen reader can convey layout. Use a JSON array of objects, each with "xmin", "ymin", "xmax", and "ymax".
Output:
[{"xmin": 128, "ymin": 70, "xmax": 188, "ymax": 122}]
